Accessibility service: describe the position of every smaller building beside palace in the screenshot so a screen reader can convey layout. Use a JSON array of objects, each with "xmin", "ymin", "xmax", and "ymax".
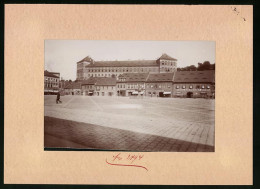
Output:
[
  {"xmin": 64, "ymin": 82, "xmax": 82, "ymax": 95},
  {"xmin": 81, "ymin": 77, "xmax": 117, "ymax": 96},
  {"xmin": 44, "ymin": 70, "xmax": 60, "ymax": 94},
  {"xmin": 146, "ymin": 73, "xmax": 174, "ymax": 97},
  {"xmin": 79, "ymin": 70, "xmax": 215, "ymax": 98},
  {"xmin": 117, "ymin": 73, "xmax": 149, "ymax": 96},
  {"xmin": 172, "ymin": 70, "xmax": 215, "ymax": 98}
]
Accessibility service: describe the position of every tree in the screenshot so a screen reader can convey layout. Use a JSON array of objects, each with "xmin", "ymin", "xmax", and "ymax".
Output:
[
  {"xmin": 187, "ymin": 65, "xmax": 197, "ymax": 71},
  {"xmin": 197, "ymin": 61, "xmax": 212, "ymax": 71},
  {"xmin": 210, "ymin": 63, "xmax": 215, "ymax": 70},
  {"xmin": 178, "ymin": 61, "xmax": 215, "ymax": 71}
]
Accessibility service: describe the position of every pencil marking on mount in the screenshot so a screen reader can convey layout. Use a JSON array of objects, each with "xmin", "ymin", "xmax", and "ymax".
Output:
[{"xmin": 231, "ymin": 6, "xmax": 246, "ymax": 21}]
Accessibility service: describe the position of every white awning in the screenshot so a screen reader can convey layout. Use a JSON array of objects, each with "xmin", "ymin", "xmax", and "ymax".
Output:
[
  {"xmin": 132, "ymin": 91, "xmax": 138, "ymax": 94},
  {"xmin": 163, "ymin": 92, "xmax": 171, "ymax": 95}
]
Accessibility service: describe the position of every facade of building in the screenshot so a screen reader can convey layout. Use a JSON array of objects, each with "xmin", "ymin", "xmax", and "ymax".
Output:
[
  {"xmin": 81, "ymin": 77, "xmax": 98, "ymax": 96},
  {"xmin": 145, "ymin": 73, "xmax": 174, "ymax": 97},
  {"xmin": 117, "ymin": 73, "xmax": 149, "ymax": 96},
  {"xmin": 95, "ymin": 77, "xmax": 117, "ymax": 96},
  {"xmin": 76, "ymin": 53, "xmax": 177, "ymax": 80},
  {"xmin": 44, "ymin": 70, "xmax": 60, "ymax": 94},
  {"xmin": 76, "ymin": 54, "xmax": 215, "ymax": 98},
  {"xmin": 64, "ymin": 82, "xmax": 82, "ymax": 95},
  {"xmin": 81, "ymin": 77, "xmax": 117, "ymax": 96},
  {"xmin": 79, "ymin": 71, "xmax": 215, "ymax": 98},
  {"xmin": 172, "ymin": 70, "xmax": 215, "ymax": 98}
]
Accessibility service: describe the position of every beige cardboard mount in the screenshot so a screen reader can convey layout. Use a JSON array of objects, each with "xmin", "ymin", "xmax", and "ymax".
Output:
[{"xmin": 4, "ymin": 5, "xmax": 252, "ymax": 185}]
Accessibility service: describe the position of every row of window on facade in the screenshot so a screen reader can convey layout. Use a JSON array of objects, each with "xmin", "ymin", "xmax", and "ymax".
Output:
[
  {"xmin": 45, "ymin": 83, "xmax": 59, "ymax": 88},
  {"xmin": 82, "ymin": 85, "xmax": 94, "ymax": 89},
  {"xmin": 86, "ymin": 67, "xmax": 158, "ymax": 73},
  {"xmin": 95, "ymin": 92, "xmax": 114, "ymax": 96},
  {"xmin": 161, "ymin": 68, "xmax": 175, "ymax": 72},
  {"xmin": 82, "ymin": 84, "xmax": 212, "ymax": 90},
  {"xmin": 83, "ymin": 85, "xmax": 115, "ymax": 90},
  {"xmin": 175, "ymin": 85, "xmax": 211, "ymax": 89},
  {"xmin": 161, "ymin": 62, "xmax": 176, "ymax": 66},
  {"xmin": 96, "ymin": 86, "xmax": 115, "ymax": 90},
  {"xmin": 45, "ymin": 77, "xmax": 59, "ymax": 82},
  {"xmin": 45, "ymin": 81, "xmax": 59, "ymax": 85},
  {"xmin": 146, "ymin": 83, "xmax": 171, "ymax": 89},
  {"xmin": 117, "ymin": 84, "xmax": 145, "ymax": 89},
  {"xmin": 86, "ymin": 73, "xmax": 118, "ymax": 77}
]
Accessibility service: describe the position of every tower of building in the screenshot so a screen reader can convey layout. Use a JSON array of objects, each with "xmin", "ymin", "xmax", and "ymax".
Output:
[{"xmin": 76, "ymin": 56, "xmax": 94, "ymax": 80}]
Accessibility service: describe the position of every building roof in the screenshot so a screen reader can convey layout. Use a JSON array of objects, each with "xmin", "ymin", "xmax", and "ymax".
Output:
[
  {"xmin": 77, "ymin": 56, "xmax": 94, "ymax": 63},
  {"xmin": 158, "ymin": 53, "xmax": 177, "ymax": 61},
  {"xmin": 81, "ymin": 77, "xmax": 117, "ymax": 86},
  {"xmin": 118, "ymin": 73, "xmax": 149, "ymax": 82},
  {"xmin": 64, "ymin": 82, "xmax": 81, "ymax": 89},
  {"xmin": 146, "ymin": 73, "xmax": 175, "ymax": 82},
  {"xmin": 85, "ymin": 60, "xmax": 158, "ymax": 68},
  {"xmin": 96, "ymin": 77, "xmax": 117, "ymax": 86},
  {"xmin": 44, "ymin": 71, "xmax": 59, "ymax": 78},
  {"xmin": 81, "ymin": 77, "xmax": 98, "ymax": 85},
  {"xmin": 173, "ymin": 70, "xmax": 215, "ymax": 83}
]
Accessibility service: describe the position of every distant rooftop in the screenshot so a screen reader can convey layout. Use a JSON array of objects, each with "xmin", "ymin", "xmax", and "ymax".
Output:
[
  {"xmin": 147, "ymin": 72, "xmax": 175, "ymax": 82},
  {"xmin": 81, "ymin": 77, "xmax": 98, "ymax": 85},
  {"xmin": 174, "ymin": 70, "xmax": 215, "ymax": 83},
  {"xmin": 159, "ymin": 53, "xmax": 177, "ymax": 61},
  {"xmin": 44, "ymin": 70, "xmax": 59, "ymax": 78},
  {"xmin": 79, "ymin": 53, "xmax": 177, "ymax": 68},
  {"xmin": 86, "ymin": 60, "xmax": 158, "ymax": 68},
  {"xmin": 96, "ymin": 77, "xmax": 117, "ymax": 86},
  {"xmin": 81, "ymin": 77, "xmax": 117, "ymax": 86},
  {"xmin": 77, "ymin": 56, "xmax": 94, "ymax": 63},
  {"xmin": 64, "ymin": 82, "xmax": 81, "ymax": 89},
  {"xmin": 118, "ymin": 73, "xmax": 149, "ymax": 82}
]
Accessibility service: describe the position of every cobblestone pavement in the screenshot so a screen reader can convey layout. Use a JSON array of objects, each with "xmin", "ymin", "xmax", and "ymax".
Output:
[
  {"xmin": 44, "ymin": 95, "xmax": 215, "ymax": 151},
  {"xmin": 45, "ymin": 116, "xmax": 214, "ymax": 152}
]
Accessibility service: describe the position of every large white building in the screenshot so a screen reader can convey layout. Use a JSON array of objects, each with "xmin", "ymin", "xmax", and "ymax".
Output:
[{"xmin": 76, "ymin": 53, "xmax": 177, "ymax": 80}]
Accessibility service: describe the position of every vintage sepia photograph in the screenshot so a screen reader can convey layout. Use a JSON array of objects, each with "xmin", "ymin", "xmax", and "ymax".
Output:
[{"xmin": 44, "ymin": 40, "xmax": 215, "ymax": 152}]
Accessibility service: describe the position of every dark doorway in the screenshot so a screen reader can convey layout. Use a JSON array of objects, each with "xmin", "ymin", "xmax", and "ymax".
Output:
[
  {"xmin": 120, "ymin": 90, "xmax": 126, "ymax": 96},
  {"xmin": 159, "ymin": 92, "xmax": 164, "ymax": 97},
  {"xmin": 187, "ymin": 92, "xmax": 193, "ymax": 98}
]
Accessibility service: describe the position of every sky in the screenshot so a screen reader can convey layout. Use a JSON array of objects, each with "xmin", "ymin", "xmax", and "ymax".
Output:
[{"xmin": 45, "ymin": 40, "xmax": 215, "ymax": 80}]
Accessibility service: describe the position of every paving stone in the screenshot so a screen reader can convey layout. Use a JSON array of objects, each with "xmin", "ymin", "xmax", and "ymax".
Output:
[{"xmin": 44, "ymin": 96, "xmax": 215, "ymax": 152}]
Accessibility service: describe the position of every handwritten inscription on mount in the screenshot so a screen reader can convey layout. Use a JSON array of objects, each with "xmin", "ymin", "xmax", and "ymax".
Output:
[{"xmin": 106, "ymin": 153, "xmax": 148, "ymax": 171}]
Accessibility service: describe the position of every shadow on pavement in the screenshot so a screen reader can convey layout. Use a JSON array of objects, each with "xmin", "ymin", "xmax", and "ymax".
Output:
[{"xmin": 44, "ymin": 116, "xmax": 214, "ymax": 152}]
